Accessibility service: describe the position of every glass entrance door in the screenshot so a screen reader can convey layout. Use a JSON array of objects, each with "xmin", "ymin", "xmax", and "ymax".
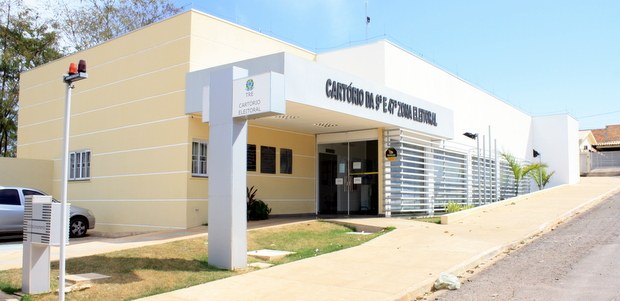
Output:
[{"xmin": 318, "ymin": 140, "xmax": 378, "ymax": 215}]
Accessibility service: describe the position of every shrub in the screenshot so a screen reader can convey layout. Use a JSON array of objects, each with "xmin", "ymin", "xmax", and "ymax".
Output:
[
  {"xmin": 445, "ymin": 202, "xmax": 474, "ymax": 213},
  {"xmin": 247, "ymin": 186, "xmax": 272, "ymax": 220}
]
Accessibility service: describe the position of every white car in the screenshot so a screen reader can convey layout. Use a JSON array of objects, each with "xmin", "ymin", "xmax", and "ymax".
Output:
[{"xmin": 0, "ymin": 187, "xmax": 96, "ymax": 238}]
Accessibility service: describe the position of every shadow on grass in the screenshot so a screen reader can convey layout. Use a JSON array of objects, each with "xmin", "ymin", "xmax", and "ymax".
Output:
[{"xmin": 50, "ymin": 255, "xmax": 222, "ymax": 284}]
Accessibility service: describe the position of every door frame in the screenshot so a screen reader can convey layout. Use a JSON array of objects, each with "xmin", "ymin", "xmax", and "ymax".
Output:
[{"xmin": 316, "ymin": 130, "xmax": 380, "ymax": 216}]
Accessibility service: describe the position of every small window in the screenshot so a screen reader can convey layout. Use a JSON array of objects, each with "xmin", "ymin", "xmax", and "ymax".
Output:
[
  {"xmin": 192, "ymin": 140, "xmax": 208, "ymax": 177},
  {"xmin": 70, "ymin": 150, "xmax": 91, "ymax": 180},
  {"xmin": 260, "ymin": 146, "xmax": 276, "ymax": 174},
  {"xmin": 247, "ymin": 144, "xmax": 256, "ymax": 172},
  {"xmin": 280, "ymin": 148, "xmax": 293, "ymax": 174},
  {"xmin": 0, "ymin": 189, "xmax": 20, "ymax": 205}
]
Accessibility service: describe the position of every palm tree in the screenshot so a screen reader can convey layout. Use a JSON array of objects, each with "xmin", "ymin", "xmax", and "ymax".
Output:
[
  {"xmin": 501, "ymin": 152, "xmax": 544, "ymax": 195},
  {"xmin": 531, "ymin": 166, "xmax": 555, "ymax": 190}
]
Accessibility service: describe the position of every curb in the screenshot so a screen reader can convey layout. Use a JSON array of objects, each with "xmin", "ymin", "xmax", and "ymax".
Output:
[
  {"xmin": 396, "ymin": 183, "xmax": 620, "ymax": 300},
  {"xmin": 440, "ymin": 184, "xmax": 568, "ymax": 225}
]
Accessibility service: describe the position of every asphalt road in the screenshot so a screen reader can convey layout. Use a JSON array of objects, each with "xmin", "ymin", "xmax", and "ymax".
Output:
[{"xmin": 432, "ymin": 192, "xmax": 620, "ymax": 301}]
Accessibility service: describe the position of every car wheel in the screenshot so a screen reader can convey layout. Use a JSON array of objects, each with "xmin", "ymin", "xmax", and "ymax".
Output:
[{"xmin": 70, "ymin": 217, "xmax": 88, "ymax": 238}]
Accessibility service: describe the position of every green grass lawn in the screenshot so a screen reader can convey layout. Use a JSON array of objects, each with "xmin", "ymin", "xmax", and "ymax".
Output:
[{"xmin": 0, "ymin": 221, "xmax": 389, "ymax": 301}]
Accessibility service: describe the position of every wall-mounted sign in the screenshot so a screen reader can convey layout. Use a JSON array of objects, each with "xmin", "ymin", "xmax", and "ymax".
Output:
[
  {"xmin": 325, "ymin": 79, "xmax": 438, "ymax": 127},
  {"xmin": 385, "ymin": 147, "xmax": 398, "ymax": 161},
  {"xmin": 353, "ymin": 177, "xmax": 362, "ymax": 184},
  {"xmin": 335, "ymin": 178, "xmax": 344, "ymax": 185},
  {"xmin": 187, "ymin": 53, "xmax": 454, "ymax": 139},
  {"xmin": 233, "ymin": 72, "xmax": 285, "ymax": 118}
]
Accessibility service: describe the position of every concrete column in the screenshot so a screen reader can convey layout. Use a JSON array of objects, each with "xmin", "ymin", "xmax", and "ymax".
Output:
[
  {"xmin": 207, "ymin": 66, "xmax": 248, "ymax": 270},
  {"xmin": 22, "ymin": 242, "xmax": 51, "ymax": 294}
]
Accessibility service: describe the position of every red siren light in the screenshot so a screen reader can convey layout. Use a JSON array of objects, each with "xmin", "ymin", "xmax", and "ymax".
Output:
[
  {"xmin": 77, "ymin": 60, "xmax": 86, "ymax": 73},
  {"xmin": 68, "ymin": 63, "xmax": 77, "ymax": 75}
]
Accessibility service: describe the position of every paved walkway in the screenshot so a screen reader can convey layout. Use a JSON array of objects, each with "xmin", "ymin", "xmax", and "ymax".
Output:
[
  {"xmin": 2, "ymin": 177, "xmax": 619, "ymax": 301},
  {"xmin": 139, "ymin": 177, "xmax": 620, "ymax": 301}
]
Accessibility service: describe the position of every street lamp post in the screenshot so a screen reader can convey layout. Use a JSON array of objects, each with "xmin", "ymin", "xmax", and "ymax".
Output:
[
  {"xmin": 533, "ymin": 149, "xmax": 541, "ymax": 190},
  {"xmin": 60, "ymin": 60, "xmax": 87, "ymax": 301}
]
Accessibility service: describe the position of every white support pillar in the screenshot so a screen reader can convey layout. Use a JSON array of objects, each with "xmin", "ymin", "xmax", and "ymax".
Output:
[
  {"xmin": 22, "ymin": 242, "xmax": 51, "ymax": 294},
  {"xmin": 207, "ymin": 66, "xmax": 249, "ymax": 270}
]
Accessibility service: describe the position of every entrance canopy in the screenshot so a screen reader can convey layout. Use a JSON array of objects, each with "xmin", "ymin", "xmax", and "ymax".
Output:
[{"xmin": 186, "ymin": 52, "xmax": 454, "ymax": 138}]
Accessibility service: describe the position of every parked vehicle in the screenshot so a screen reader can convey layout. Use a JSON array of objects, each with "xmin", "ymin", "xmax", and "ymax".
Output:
[{"xmin": 0, "ymin": 187, "xmax": 95, "ymax": 238}]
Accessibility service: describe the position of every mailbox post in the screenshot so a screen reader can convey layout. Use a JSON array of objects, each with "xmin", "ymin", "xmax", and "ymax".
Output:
[{"xmin": 22, "ymin": 195, "xmax": 69, "ymax": 294}]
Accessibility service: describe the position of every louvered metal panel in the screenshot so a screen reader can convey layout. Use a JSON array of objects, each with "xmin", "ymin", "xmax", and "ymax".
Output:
[{"xmin": 384, "ymin": 129, "xmax": 531, "ymax": 216}]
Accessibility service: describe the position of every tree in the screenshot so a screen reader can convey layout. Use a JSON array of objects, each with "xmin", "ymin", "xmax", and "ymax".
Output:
[
  {"xmin": 54, "ymin": 0, "xmax": 182, "ymax": 52},
  {"xmin": 0, "ymin": 0, "xmax": 63, "ymax": 157},
  {"xmin": 0, "ymin": 0, "xmax": 180, "ymax": 157},
  {"xmin": 500, "ymin": 152, "xmax": 543, "ymax": 195},
  {"xmin": 531, "ymin": 166, "xmax": 555, "ymax": 190}
]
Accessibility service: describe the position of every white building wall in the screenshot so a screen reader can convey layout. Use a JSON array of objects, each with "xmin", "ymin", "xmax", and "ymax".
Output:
[
  {"xmin": 384, "ymin": 43, "xmax": 533, "ymax": 158},
  {"xmin": 578, "ymin": 131, "xmax": 596, "ymax": 153},
  {"xmin": 316, "ymin": 42, "xmax": 387, "ymax": 85},
  {"xmin": 317, "ymin": 40, "xmax": 577, "ymax": 188},
  {"xmin": 532, "ymin": 115, "xmax": 580, "ymax": 187},
  {"xmin": 317, "ymin": 41, "xmax": 533, "ymax": 159}
]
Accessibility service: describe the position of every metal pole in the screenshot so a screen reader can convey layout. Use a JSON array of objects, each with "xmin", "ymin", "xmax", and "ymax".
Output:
[
  {"xmin": 365, "ymin": 1, "xmax": 368, "ymax": 40},
  {"xmin": 483, "ymin": 135, "xmax": 486, "ymax": 204},
  {"xmin": 488, "ymin": 126, "xmax": 492, "ymax": 201},
  {"xmin": 539, "ymin": 154, "xmax": 543, "ymax": 190},
  {"xmin": 495, "ymin": 139, "xmax": 498, "ymax": 200},
  {"xmin": 347, "ymin": 142, "xmax": 350, "ymax": 216},
  {"xmin": 476, "ymin": 137, "xmax": 480, "ymax": 206},
  {"xmin": 59, "ymin": 83, "xmax": 72, "ymax": 301}
]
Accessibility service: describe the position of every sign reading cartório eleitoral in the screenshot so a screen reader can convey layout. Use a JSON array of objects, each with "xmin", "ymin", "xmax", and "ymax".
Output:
[{"xmin": 232, "ymin": 72, "xmax": 285, "ymax": 118}]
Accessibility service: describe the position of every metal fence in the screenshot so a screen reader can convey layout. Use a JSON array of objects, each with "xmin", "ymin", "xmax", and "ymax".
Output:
[
  {"xmin": 591, "ymin": 151, "xmax": 620, "ymax": 169},
  {"xmin": 384, "ymin": 128, "xmax": 530, "ymax": 216},
  {"xmin": 581, "ymin": 151, "xmax": 620, "ymax": 174}
]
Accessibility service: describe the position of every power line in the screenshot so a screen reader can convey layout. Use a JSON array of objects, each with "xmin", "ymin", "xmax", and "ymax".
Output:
[{"xmin": 578, "ymin": 110, "xmax": 620, "ymax": 119}]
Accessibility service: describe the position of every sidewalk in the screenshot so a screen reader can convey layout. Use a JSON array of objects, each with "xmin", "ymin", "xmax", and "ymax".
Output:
[
  {"xmin": 0, "ymin": 217, "xmax": 313, "ymax": 271},
  {"xmin": 2, "ymin": 177, "xmax": 619, "ymax": 301},
  {"xmin": 138, "ymin": 177, "xmax": 620, "ymax": 301}
]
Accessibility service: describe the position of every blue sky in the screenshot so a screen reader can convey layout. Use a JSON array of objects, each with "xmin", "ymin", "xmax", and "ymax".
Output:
[{"xmin": 177, "ymin": 1, "xmax": 619, "ymax": 130}]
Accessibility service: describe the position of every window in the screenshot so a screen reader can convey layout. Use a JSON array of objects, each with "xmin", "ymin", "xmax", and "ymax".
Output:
[
  {"xmin": 70, "ymin": 150, "xmax": 91, "ymax": 180},
  {"xmin": 0, "ymin": 189, "xmax": 20, "ymax": 205},
  {"xmin": 247, "ymin": 144, "xmax": 257, "ymax": 172},
  {"xmin": 23, "ymin": 190, "xmax": 44, "ymax": 197},
  {"xmin": 280, "ymin": 148, "xmax": 293, "ymax": 174},
  {"xmin": 260, "ymin": 146, "xmax": 276, "ymax": 174},
  {"xmin": 192, "ymin": 140, "xmax": 208, "ymax": 176}
]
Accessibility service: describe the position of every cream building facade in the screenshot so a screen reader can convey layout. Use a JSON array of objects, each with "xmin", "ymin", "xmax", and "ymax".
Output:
[{"xmin": 16, "ymin": 10, "xmax": 579, "ymax": 233}]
